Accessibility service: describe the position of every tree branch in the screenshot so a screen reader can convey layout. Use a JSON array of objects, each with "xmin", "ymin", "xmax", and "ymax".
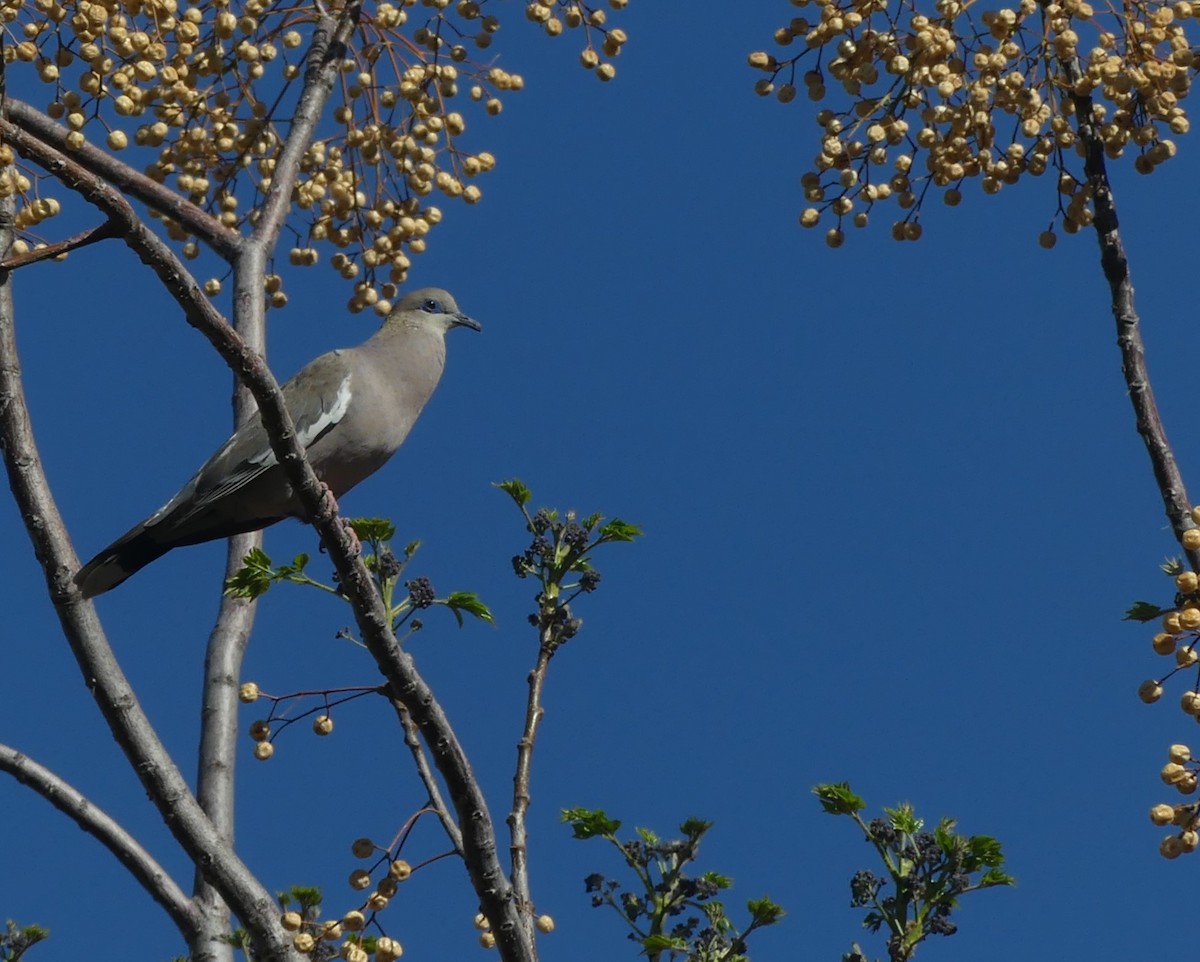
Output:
[
  {"xmin": 0, "ymin": 743, "xmax": 201, "ymax": 940},
  {"xmin": 0, "ymin": 125, "xmax": 299, "ymax": 962},
  {"xmin": 1062, "ymin": 72, "xmax": 1200, "ymax": 567},
  {"xmin": 508, "ymin": 645, "xmax": 552, "ymax": 947}
]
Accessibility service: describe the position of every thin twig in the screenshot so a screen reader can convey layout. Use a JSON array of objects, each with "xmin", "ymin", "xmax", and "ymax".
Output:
[
  {"xmin": 508, "ymin": 643, "xmax": 552, "ymax": 949},
  {"xmin": 392, "ymin": 698, "xmax": 464, "ymax": 855},
  {"xmin": 0, "ymin": 743, "xmax": 202, "ymax": 939},
  {"xmin": 0, "ymin": 218, "xmax": 119, "ymax": 268}
]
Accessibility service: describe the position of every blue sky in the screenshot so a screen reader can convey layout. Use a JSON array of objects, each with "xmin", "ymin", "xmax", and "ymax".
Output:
[{"xmin": 3, "ymin": 2, "xmax": 1198, "ymax": 960}]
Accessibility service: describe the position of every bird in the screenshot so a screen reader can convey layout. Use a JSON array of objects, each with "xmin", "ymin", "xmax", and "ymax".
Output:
[{"xmin": 74, "ymin": 287, "xmax": 480, "ymax": 598}]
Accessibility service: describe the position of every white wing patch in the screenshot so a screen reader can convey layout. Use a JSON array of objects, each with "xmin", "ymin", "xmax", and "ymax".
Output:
[{"xmin": 298, "ymin": 372, "xmax": 352, "ymax": 449}]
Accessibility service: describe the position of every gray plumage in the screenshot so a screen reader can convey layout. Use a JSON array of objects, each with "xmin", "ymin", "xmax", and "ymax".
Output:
[{"xmin": 75, "ymin": 287, "xmax": 479, "ymax": 598}]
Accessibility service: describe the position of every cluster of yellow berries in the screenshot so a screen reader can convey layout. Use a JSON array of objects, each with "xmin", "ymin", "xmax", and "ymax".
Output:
[
  {"xmin": 238, "ymin": 680, "xmax": 334, "ymax": 760},
  {"xmin": 472, "ymin": 908, "xmax": 554, "ymax": 950},
  {"xmin": 0, "ymin": 0, "xmax": 629, "ymax": 310},
  {"xmin": 279, "ymin": 839, "xmax": 411, "ymax": 960},
  {"xmin": 753, "ymin": 0, "xmax": 1193, "ymax": 246},
  {"xmin": 1151, "ymin": 745, "xmax": 1200, "ymax": 858},
  {"xmin": 1134, "ymin": 510, "xmax": 1200, "ymax": 856},
  {"xmin": 524, "ymin": 1, "xmax": 629, "ymax": 80}
]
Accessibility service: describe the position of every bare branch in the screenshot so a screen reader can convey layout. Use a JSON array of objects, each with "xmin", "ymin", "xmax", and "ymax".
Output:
[
  {"xmin": 251, "ymin": 4, "xmax": 362, "ymax": 249},
  {"xmin": 392, "ymin": 698, "xmax": 464, "ymax": 855},
  {"xmin": 192, "ymin": 564, "xmax": 259, "ymax": 962},
  {"xmin": 508, "ymin": 645, "xmax": 552, "ymax": 948},
  {"xmin": 0, "ymin": 218, "xmax": 119, "ymax": 268},
  {"xmin": 0, "ymin": 743, "xmax": 202, "ymax": 938},
  {"xmin": 1061, "ymin": 68, "xmax": 1200, "ymax": 567},
  {"xmin": 4, "ymin": 98, "xmax": 240, "ymax": 261}
]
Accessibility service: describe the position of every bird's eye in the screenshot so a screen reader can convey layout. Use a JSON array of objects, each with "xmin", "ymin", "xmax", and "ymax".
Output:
[{"xmin": 422, "ymin": 297, "xmax": 443, "ymax": 313}]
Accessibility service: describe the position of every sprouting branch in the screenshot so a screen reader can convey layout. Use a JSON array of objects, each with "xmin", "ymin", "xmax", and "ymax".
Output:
[
  {"xmin": 0, "ymin": 743, "xmax": 202, "ymax": 941},
  {"xmin": 509, "ymin": 643, "xmax": 553, "ymax": 942}
]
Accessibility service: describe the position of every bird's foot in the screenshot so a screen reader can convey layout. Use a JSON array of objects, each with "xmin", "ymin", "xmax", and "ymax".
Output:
[
  {"xmin": 316, "ymin": 482, "xmax": 340, "ymax": 520},
  {"xmin": 341, "ymin": 517, "xmax": 362, "ymax": 557}
]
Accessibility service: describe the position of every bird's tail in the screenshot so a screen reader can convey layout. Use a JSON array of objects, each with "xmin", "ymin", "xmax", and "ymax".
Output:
[{"xmin": 75, "ymin": 524, "xmax": 173, "ymax": 598}]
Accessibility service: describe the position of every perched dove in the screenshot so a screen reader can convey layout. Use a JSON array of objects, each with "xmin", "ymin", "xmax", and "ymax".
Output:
[{"xmin": 75, "ymin": 287, "xmax": 480, "ymax": 598}]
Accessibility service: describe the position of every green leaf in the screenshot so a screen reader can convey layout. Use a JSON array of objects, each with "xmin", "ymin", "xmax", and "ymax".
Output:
[
  {"xmin": 348, "ymin": 517, "xmax": 396, "ymax": 542},
  {"xmin": 636, "ymin": 826, "xmax": 660, "ymax": 845},
  {"xmin": 965, "ymin": 834, "xmax": 1006, "ymax": 867},
  {"xmin": 699, "ymin": 870, "xmax": 732, "ymax": 889},
  {"xmin": 884, "ymin": 802, "xmax": 922, "ymax": 834},
  {"xmin": 598, "ymin": 518, "xmax": 642, "ymax": 542},
  {"xmin": 291, "ymin": 552, "xmax": 310, "ymax": 572},
  {"xmin": 495, "ymin": 478, "xmax": 532, "ymax": 506},
  {"xmin": 441, "ymin": 591, "xmax": 494, "ymax": 627},
  {"xmin": 1162, "ymin": 557, "xmax": 1186, "ymax": 575},
  {"xmin": 747, "ymin": 896, "xmax": 785, "ymax": 926},
  {"xmin": 641, "ymin": 934, "xmax": 688, "ymax": 954},
  {"xmin": 223, "ymin": 547, "xmax": 275, "ymax": 599},
  {"xmin": 813, "ymin": 782, "xmax": 866, "ymax": 815},
  {"xmin": 562, "ymin": 807, "xmax": 621, "ymax": 839},
  {"xmin": 977, "ymin": 868, "xmax": 1016, "ymax": 887},
  {"xmin": 1125, "ymin": 601, "xmax": 1166, "ymax": 622},
  {"xmin": 582, "ymin": 512, "xmax": 603, "ymax": 531},
  {"xmin": 403, "ymin": 539, "xmax": 421, "ymax": 559},
  {"xmin": 680, "ymin": 816, "xmax": 713, "ymax": 840}
]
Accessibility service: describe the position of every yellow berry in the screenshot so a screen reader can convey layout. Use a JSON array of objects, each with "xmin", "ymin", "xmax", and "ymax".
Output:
[
  {"xmin": 1180, "ymin": 571, "xmax": 1200, "ymax": 594},
  {"xmin": 293, "ymin": 932, "xmax": 315, "ymax": 952},
  {"xmin": 376, "ymin": 936, "xmax": 403, "ymax": 961},
  {"xmin": 1139, "ymin": 679, "xmax": 1164, "ymax": 703},
  {"xmin": 1161, "ymin": 835, "xmax": 1184, "ymax": 858},
  {"xmin": 536, "ymin": 914, "xmax": 555, "ymax": 933},
  {"xmin": 1181, "ymin": 608, "xmax": 1200, "ymax": 630},
  {"xmin": 389, "ymin": 859, "xmax": 412, "ymax": 881},
  {"xmin": 1154, "ymin": 633, "xmax": 1178, "ymax": 655},
  {"xmin": 343, "ymin": 910, "xmax": 365, "ymax": 931},
  {"xmin": 480, "ymin": 931, "xmax": 496, "ymax": 948},
  {"xmin": 1151, "ymin": 803, "xmax": 1177, "ymax": 825},
  {"xmin": 1184, "ymin": 529, "xmax": 1200, "ymax": 550},
  {"xmin": 349, "ymin": 869, "xmax": 372, "ymax": 890},
  {"xmin": 254, "ymin": 742, "xmax": 274, "ymax": 760},
  {"xmin": 239, "ymin": 682, "xmax": 260, "ymax": 703},
  {"xmin": 351, "ymin": 837, "xmax": 375, "ymax": 858},
  {"xmin": 1171, "ymin": 744, "xmax": 1193, "ymax": 762},
  {"xmin": 249, "ymin": 720, "xmax": 271, "ymax": 741},
  {"xmin": 281, "ymin": 911, "xmax": 303, "ymax": 931},
  {"xmin": 1038, "ymin": 230, "xmax": 1057, "ymax": 249},
  {"xmin": 473, "ymin": 912, "xmax": 490, "ymax": 930},
  {"xmin": 313, "ymin": 714, "xmax": 334, "ymax": 735}
]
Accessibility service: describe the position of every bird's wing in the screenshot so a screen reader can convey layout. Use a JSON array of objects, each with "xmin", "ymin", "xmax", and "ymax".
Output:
[{"xmin": 146, "ymin": 351, "xmax": 354, "ymax": 529}]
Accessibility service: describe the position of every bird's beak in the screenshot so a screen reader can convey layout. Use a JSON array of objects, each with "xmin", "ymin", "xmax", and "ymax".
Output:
[{"xmin": 452, "ymin": 312, "xmax": 482, "ymax": 332}]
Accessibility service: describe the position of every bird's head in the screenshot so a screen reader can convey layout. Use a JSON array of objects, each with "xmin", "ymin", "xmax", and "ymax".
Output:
[{"xmin": 389, "ymin": 287, "xmax": 481, "ymax": 334}]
